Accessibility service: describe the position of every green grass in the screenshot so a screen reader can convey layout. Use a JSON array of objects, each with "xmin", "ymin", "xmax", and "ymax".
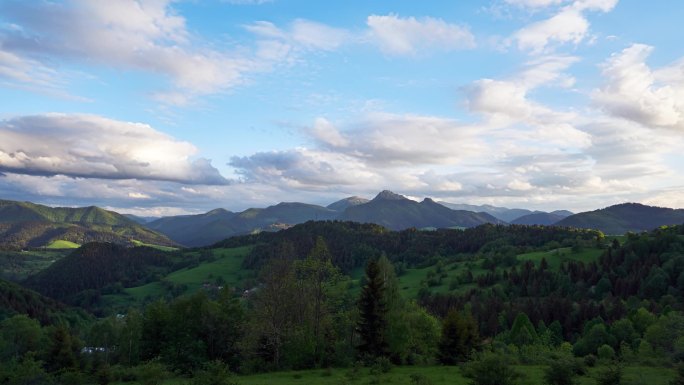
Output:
[
  {"xmin": 44, "ymin": 239, "xmax": 80, "ymax": 249},
  {"xmin": 397, "ymin": 260, "xmax": 485, "ymax": 299},
  {"xmin": 517, "ymin": 247, "xmax": 603, "ymax": 269},
  {"xmin": 111, "ymin": 246, "xmax": 253, "ymax": 305},
  {"xmin": 0, "ymin": 249, "xmax": 71, "ymax": 280},
  {"xmin": 131, "ymin": 239, "xmax": 178, "ymax": 252},
  {"xmin": 129, "ymin": 364, "xmax": 673, "ymax": 385}
]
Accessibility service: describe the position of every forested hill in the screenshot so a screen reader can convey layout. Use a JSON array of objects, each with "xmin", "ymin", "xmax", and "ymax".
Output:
[
  {"xmin": 221, "ymin": 220, "xmax": 603, "ymax": 272},
  {"xmin": 0, "ymin": 199, "xmax": 176, "ymax": 249},
  {"xmin": 24, "ymin": 242, "xmax": 172, "ymax": 304},
  {"xmin": 0, "ymin": 278, "xmax": 89, "ymax": 325},
  {"xmin": 556, "ymin": 202, "xmax": 684, "ymax": 234}
]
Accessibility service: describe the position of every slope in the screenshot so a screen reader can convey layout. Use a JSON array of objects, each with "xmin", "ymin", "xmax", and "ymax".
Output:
[
  {"xmin": 0, "ymin": 199, "xmax": 176, "ymax": 249},
  {"xmin": 556, "ymin": 202, "xmax": 684, "ymax": 234}
]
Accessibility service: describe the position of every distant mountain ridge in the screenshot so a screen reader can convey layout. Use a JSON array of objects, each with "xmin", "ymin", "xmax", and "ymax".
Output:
[
  {"xmin": 149, "ymin": 190, "xmax": 504, "ymax": 246},
  {"xmin": 438, "ymin": 202, "xmax": 540, "ymax": 222},
  {"xmin": 339, "ymin": 192, "xmax": 503, "ymax": 230},
  {"xmin": 0, "ymin": 199, "xmax": 176, "ymax": 249},
  {"xmin": 556, "ymin": 203, "xmax": 684, "ymax": 234},
  {"xmin": 511, "ymin": 212, "xmax": 567, "ymax": 226}
]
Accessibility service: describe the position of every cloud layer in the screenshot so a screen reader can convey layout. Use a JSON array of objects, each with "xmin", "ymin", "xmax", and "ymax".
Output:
[{"xmin": 0, "ymin": 114, "xmax": 228, "ymax": 184}]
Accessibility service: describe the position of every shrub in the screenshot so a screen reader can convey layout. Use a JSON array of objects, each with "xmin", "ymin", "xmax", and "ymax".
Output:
[
  {"xmin": 597, "ymin": 345, "xmax": 615, "ymax": 361},
  {"xmin": 410, "ymin": 373, "xmax": 434, "ymax": 385},
  {"xmin": 596, "ymin": 362, "xmax": 623, "ymax": 385},
  {"xmin": 463, "ymin": 352, "xmax": 523, "ymax": 385},
  {"xmin": 187, "ymin": 361, "xmax": 237, "ymax": 385},
  {"xmin": 584, "ymin": 354, "xmax": 597, "ymax": 367},
  {"xmin": 136, "ymin": 361, "xmax": 169, "ymax": 385},
  {"xmin": 543, "ymin": 355, "xmax": 578, "ymax": 385}
]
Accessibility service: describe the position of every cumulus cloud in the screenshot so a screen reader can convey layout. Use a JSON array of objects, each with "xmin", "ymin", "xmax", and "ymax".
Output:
[
  {"xmin": 366, "ymin": 14, "xmax": 475, "ymax": 56},
  {"xmin": 593, "ymin": 44, "xmax": 684, "ymax": 129},
  {"xmin": 510, "ymin": 0, "xmax": 618, "ymax": 54},
  {"xmin": 245, "ymin": 19, "xmax": 349, "ymax": 53},
  {"xmin": 0, "ymin": 113, "xmax": 228, "ymax": 184}
]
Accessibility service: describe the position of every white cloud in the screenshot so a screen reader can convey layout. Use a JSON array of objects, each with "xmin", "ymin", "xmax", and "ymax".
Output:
[
  {"xmin": 509, "ymin": 0, "xmax": 618, "ymax": 54},
  {"xmin": 507, "ymin": 179, "xmax": 534, "ymax": 191},
  {"xmin": 245, "ymin": 19, "xmax": 349, "ymax": 52},
  {"xmin": 0, "ymin": 1, "xmax": 348, "ymax": 104},
  {"xmin": 593, "ymin": 44, "xmax": 684, "ymax": 129},
  {"xmin": 366, "ymin": 14, "xmax": 475, "ymax": 56},
  {"xmin": 0, "ymin": 113, "xmax": 228, "ymax": 184},
  {"xmin": 504, "ymin": 0, "xmax": 568, "ymax": 8}
]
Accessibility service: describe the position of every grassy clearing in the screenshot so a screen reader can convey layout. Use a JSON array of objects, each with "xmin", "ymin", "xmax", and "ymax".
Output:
[
  {"xmin": 131, "ymin": 239, "xmax": 178, "ymax": 252},
  {"xmin": 44, "ymin": 239, "xmax": 80, "ymax": 249},
  {"xmin": 0, "ymin": 249, "xmax": 70, "ymax": 280},
  {"xmin": 114, "ymin": 246, "xmax": 253, "ymax": 304},
  {"xmin": 517, "ymin": 247, "xmax": 603, "ymax": 269},
  {"xmin": 397, "ymin": 260, "xmax": 485, "ymax": 299},
  {"xmin": 127, "ymin": 364, "xmax": 673, "ymax": 385}
]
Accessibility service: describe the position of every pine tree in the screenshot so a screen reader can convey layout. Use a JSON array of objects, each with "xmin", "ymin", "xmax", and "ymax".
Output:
[
  {"xmin": 438, "ymin": 309, "xmax": 479, "ymax": 364},
  {"xmin": 356, "ymin": 259, "xmax": 388, "ymax": 359}
]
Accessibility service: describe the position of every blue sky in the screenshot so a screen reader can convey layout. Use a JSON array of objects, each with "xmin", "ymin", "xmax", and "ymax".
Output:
[{"xmin": 1, "ymin": 0, "xmax": 683, "ymax": 215}]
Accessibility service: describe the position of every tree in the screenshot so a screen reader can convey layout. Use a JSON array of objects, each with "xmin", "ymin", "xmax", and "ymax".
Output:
[
  {"xmin": 0, "ymin": 315, "xmax": 44, "ymax": 361},
  {"xmin": 357, "ymin": 259, "xmax": 389, "ymax": 359},
  {"xmin": 438, "ymin": 309, "xmax": 479, "ymax": 364}
]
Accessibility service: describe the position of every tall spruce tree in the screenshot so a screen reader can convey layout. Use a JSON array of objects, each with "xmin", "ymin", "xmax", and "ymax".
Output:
[{"xmin": 357, "ymin": 259, "xmax": 389, "ymax": 359}]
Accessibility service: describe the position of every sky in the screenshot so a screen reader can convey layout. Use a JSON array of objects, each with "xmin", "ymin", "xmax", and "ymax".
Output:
[{"xmin": 1, "ymin": 0, "xmax": 684, "ymax": 216}]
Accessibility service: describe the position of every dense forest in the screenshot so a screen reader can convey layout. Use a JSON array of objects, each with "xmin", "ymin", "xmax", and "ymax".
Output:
[{"xmin": 2, "ymin": 221, "xmax": 684, "ymax": 384}]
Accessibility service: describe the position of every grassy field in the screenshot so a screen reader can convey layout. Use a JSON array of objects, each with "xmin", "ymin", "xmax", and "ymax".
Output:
[
  {"xmin": 0, "ymin": 249, "xmax": 70, "ymax": 280},
  {"xmin": 397, "ymin": 261, "xmax": 484, "ymax": 299},
  {"xmin": 115, "ymin": 364, "xmax": 673, "ymax": 385},
  {"xmin": 106, "ymin": 246, "xmax": 254, "ymax": 305},
  {"xmin": 45, "ymin": 239, "xmax": 81, "ymax": 249},
  {"xmin": 131, "ymin": 239, "xmax": 178, "ymax": 252}
]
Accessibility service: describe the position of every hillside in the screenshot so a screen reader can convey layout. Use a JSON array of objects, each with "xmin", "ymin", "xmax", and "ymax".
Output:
[
  {"xmin": 0, "ymin": 199, "xmax": 176, "ymax": 249},
  {"xmin": 339, "ymin": 191, "xmax": 502, "ymax": 230},
  {"xmin": 0, "ymin": 278, "xmax": 88, "ymax": 325},
  {"xmin": 511, "ymin": 212, "xmax": 565, "ymax": 226},
  {"xmin": 556, "ymin": 202, "xmax": 684, "ymax": 234}
]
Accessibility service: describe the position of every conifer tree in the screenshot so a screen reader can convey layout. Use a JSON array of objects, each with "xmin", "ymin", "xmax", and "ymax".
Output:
[{"xmin": 357, "ymin": 259, "xmax": 388, "ymax": 359}]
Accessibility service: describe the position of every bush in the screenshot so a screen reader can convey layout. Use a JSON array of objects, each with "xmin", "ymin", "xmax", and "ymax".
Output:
[
  {"xmin": 671, "ymin": 362, "xmax": 684, "ymax": 385},
  {"xmin": 584, "ymin": 354, "xmax": 597, "ymax": 367},
  {"xmin": 543, "ymin": 355, "xmax": 579, "ymax": 385},
  {"xmin": 410, "ymin": 373, "xmax": 434, "ymax": 385},
  {"xmin": 187, "ymin": 361, "xmax": 237, "ymax": 385},
  {"xmin": 136, "ymin": 361, "xmax": 169, "ymax": 385},
  {"xmin": 372, "ymin": 356, "xmax": 392, "ymax": 374},
  {"xmin": 597, "ymin": 345, "xmax": 615, "ymax": 361},
  {"xmin": 463, "ymin": 352, "xmax": 523, "ymax": 385},
  {"xmin": 596, "ymin": 362, "xmax": 623, "ymax": 385}
]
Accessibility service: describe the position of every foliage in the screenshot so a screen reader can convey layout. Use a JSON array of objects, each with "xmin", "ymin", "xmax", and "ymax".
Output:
[
  {"xmin": 596, "ymin": 361, "xmax": 624, "ymax": 385},
  {"xmin": 438, "ymin": 309, "xmax": 479, "ymax": 364},
  {"xmin": 187, "ymin": 360, "xmax": 238, "ymax": 385},
  {"xmin": 543, "ymin": 354, "xmax": 579, "ymax": 385},
  {"xmin": 463, "ymin": 352, "xmax": 523, "ymax": 385}
]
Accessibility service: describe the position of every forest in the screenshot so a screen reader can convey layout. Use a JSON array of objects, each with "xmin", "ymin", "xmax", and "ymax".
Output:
[{"xmin": 1, "ymin": 221, "xmax": 684, "ymax": 384}]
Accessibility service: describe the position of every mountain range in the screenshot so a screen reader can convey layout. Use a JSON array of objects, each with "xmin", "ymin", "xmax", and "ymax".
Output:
[{"xmin": 1, "ymin": 192, "xmax": 683, "ymax": 249}]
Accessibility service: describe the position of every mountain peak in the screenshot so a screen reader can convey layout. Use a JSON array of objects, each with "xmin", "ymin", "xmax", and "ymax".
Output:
[
  {"xmin": 207, "ymin": 208, "xmax": 231, "ymax": 215},
  {"xmin": 327, "ymin": 196, "xmax": 370, "ymax": 211},
  {"xmin": 373, "ymin": 190, "xmax": 407, "ymax": 201}
]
